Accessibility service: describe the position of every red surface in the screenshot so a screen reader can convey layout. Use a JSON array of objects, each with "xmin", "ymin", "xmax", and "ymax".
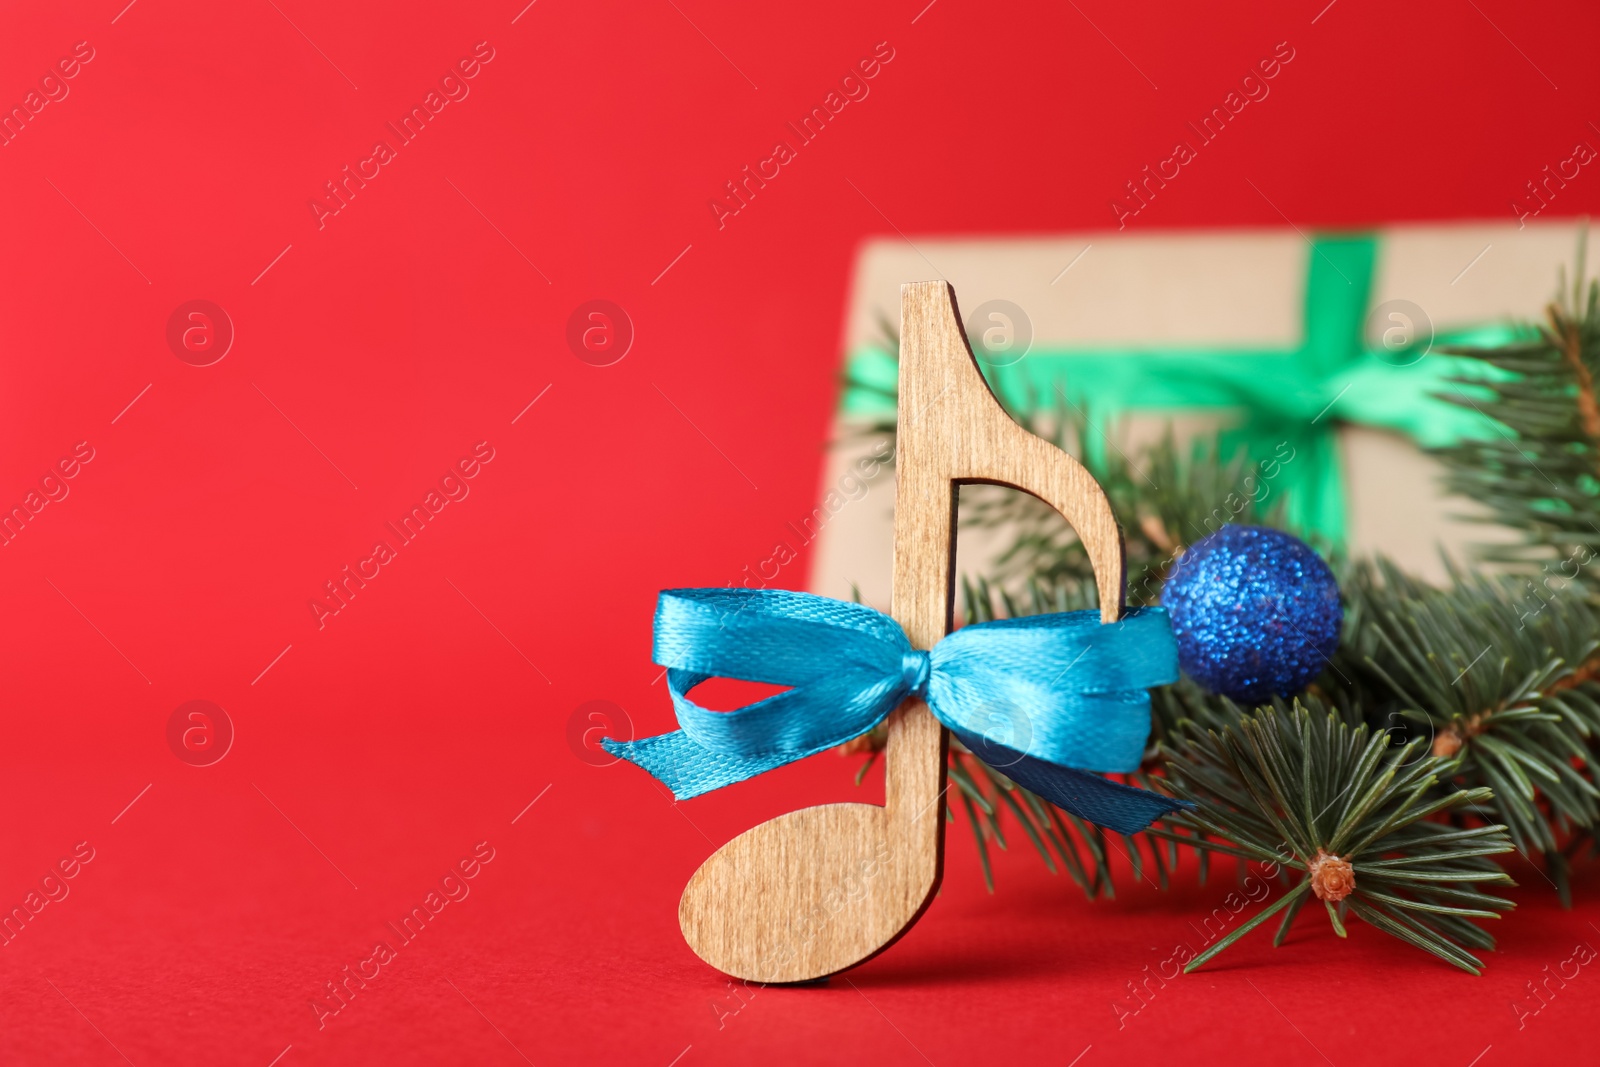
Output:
[{"xmin": 3, "ymin": 1, "xmax": 1599, "ymax": 1063}]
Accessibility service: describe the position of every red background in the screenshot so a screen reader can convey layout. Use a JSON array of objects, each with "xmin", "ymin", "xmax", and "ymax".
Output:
[{"xmin": 2, "ymin": 1, "xmax": 1598, "ymax": 1063}]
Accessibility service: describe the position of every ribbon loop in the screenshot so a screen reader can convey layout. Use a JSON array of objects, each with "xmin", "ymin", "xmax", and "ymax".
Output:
[{"xmin": 604, "ymin": 589, "xmax": 1192, "ymax": 834}]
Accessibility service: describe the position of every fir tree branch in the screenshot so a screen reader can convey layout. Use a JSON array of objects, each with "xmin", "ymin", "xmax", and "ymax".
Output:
[{"xmin": 1157, "ymin": 703, "xmax": 1516, "ymax": 974}]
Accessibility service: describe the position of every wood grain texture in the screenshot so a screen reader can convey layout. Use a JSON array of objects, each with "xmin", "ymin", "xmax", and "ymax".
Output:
[{"xmin": 677, "ymin": 281, "xmax": 1126, "ymax": 983}]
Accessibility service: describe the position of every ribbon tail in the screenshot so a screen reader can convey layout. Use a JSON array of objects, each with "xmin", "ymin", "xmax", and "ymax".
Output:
[
  {"xmin": 951, "ymin": 730, "xmax": 1194, "ymax": 835},
  {"xmin": 602, "ymin": 732, "xmax": 794, "ymax": 801}
]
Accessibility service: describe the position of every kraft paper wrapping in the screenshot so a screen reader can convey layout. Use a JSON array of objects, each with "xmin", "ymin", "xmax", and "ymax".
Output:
[{"xmin": 811, "ymin": 221, "xmax": 1585, "ymax": 606}]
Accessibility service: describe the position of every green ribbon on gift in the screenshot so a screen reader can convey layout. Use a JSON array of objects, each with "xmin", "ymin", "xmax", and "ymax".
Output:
[{"xmin": 842, "ymin": 235, "xmax": 1523, "ymax": 543}]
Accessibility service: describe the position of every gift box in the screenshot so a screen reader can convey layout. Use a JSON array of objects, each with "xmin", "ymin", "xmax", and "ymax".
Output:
[{"xmin": 811, "ymin": 220, "xmax": 1587, "ymax": 605}]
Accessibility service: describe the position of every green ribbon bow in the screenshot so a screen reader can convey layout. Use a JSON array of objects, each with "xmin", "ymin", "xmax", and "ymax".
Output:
[{"xmin": 842, "ymin": 235, "xmax": 1519, "ymax": 542}]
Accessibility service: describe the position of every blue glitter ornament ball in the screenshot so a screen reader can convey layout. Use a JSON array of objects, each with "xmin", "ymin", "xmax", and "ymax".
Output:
[{"xmin": 1161, "ymin": 524, "xmax": 1342, "ymax": 703}]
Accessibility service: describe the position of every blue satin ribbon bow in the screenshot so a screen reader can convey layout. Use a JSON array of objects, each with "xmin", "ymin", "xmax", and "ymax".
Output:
[{"xmin": 603, "ymin": 589, "xmax": 1192, "ymax": 834}]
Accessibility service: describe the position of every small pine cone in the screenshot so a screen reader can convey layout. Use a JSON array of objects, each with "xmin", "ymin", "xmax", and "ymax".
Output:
[{"xmin": 1308, "ymin": 849, "xmax": 1355, "ymax": 902}]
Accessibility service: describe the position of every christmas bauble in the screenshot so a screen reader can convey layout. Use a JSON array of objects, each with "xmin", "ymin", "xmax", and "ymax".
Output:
[{"xmin": 1161, "ymin": 524, "xmax": 1342, "ymax": 703}]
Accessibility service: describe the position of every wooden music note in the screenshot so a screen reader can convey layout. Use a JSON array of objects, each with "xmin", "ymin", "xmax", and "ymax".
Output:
[{"xmin": 677, "ymin": 281, "xmax": 1127, "ymax": 982}]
